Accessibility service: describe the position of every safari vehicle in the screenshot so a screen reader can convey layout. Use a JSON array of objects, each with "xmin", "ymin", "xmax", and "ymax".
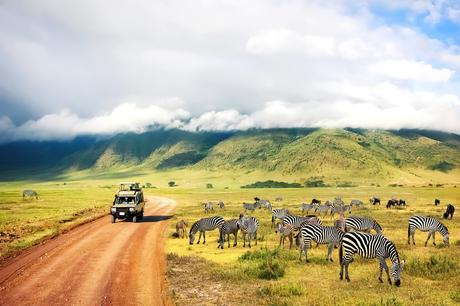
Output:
[{"xmin": 110, "ymin": 182, "xmax": 145, "ymax": 223}]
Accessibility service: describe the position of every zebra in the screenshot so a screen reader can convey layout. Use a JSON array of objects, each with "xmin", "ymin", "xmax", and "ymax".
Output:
[
  {"xmin": 330, "ymin": 205, "xmax": 351, "ymax": 217},
  {"xmin": 175, "ymin": 220, "xmax": 188, "ymax": 238},
  {"xmin": 218, "ymin": 219, "xmax": 239, "ymax": 249},
  {"xmin": 202, "ymin": 202, "xmax": 214, "ymax": 213},
  {"xmin": 271, "ymin": 208, "xmax": 290, "ymax": 228},
  {"xmin": 275, "ymin": 223, "xmax": 295, "ymax": 249},
  {"xmin": 23, "ymin": 190, "xmax": 38, "ymax": 200},
  {"xmin": 350, "ymin": 199, "xmax": 363, "ymax": 207},
  {"xmin": 243, "ymin": 202, "xmax": 260, "ymax": 213},
  {"xmin": 300, "ymin": 203, "xmax": 316, "ymax": 214},
  {"xmin": 314, "ymin": 205, "xmax": 330, "ymax": 216},
  {"xmin": 443, "ymin": 204, "xmax": 455, "ymax": 220},
  {"xmin": 283, "ymin": 214, "xmax": 322, "ymax": 229},
  {"xmin": 345, "ymin": 216, "xmax": 382, "ymax": 234},
  {"xmin": 298, "ymin": 224, "xmax": 345, "ymax": 262},
  {"xmin": 218, "ymin": 201, "xmax": 225, "ymax": 209},
  {"xmin": 237, "ymin": 214, "xmax": 259, "ymax": 248},
  {"xmin": 189, "ymin": 216, "xmax": 225, "ymax": 245},
  {"xmin": 256, "ymin": 199, "xmax": 272, "ymax": 210},
  {"xmin": 339, "ymin": 231, "xmax": 404, "ymax": 286},
  {"xmin": 332, "ymin": 197, "xmax": 344, "ymax": 207},
  {"xmin": 408, "ymin": 216, "xmax": 449, "ymax": 246}
]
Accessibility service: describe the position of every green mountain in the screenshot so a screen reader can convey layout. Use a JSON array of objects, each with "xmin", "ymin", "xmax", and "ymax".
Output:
[{"xmin": 0, "ymin": 128, "xmax": 459, "ymax": 183}]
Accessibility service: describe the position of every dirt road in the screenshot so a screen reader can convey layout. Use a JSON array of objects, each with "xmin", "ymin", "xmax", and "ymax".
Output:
[{"xmin": 0, "ymin": 196, "xmax": 176, "ymax": 306}]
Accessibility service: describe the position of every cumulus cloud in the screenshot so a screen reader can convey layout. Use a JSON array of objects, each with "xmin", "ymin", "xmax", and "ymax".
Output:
[{"xmin": 370, "ymin": 60, "xmax": 455, "ymax": 82}]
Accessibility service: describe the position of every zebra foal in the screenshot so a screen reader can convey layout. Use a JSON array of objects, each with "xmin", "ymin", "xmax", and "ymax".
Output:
[
  {"xmin": 237, "ymin": 214, "xmax": 259, "ymax": 248},
  {"xmin": 218, "ymin": 219, "xmax": 239, "ymax": 249}
]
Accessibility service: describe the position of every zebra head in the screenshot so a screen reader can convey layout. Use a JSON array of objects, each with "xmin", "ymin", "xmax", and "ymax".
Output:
[
  {"xmin": 391, "ymin": 260, "xmax": 404, "ymax": 287},
  {"xmin": 373, "ymin": 221, "xmax": 383, "ymax": 234},
  {"xmin": 443, "ymin": 233, "xmax": 450, "ymax": 246},
  {"xmin": 189, "ymin": 222, "xmax": 199, "ymax": 245}
]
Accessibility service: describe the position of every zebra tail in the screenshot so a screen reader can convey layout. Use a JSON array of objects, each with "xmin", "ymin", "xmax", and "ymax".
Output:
[{"xmin": 339, "ymin": 241, "xmax": 343, "ymax": 265}]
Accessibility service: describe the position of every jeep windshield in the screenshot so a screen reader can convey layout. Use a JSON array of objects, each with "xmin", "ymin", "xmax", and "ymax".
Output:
[{"xmin": 116, "ymin": 196, "xmax": 136, "ymax": 204}]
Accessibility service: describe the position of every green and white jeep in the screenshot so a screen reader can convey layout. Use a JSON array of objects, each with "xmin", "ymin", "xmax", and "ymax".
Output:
[{"xmin": 110, "ymin": 182, "xmax": 145, "ymax": 223}]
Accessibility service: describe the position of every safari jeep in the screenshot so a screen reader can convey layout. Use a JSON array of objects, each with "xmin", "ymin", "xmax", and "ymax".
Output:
[{"xmin": 110, "ymin": 182, "xmax": 145, "ymax": 223}]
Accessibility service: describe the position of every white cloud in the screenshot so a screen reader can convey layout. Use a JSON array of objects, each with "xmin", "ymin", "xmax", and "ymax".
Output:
[
  {"xmin": 370, "ymin": 59, "xmax": 455, "ymax": 82},
  {"xmin": 183, "ymin": 109, "xmax": 254, "ymax": 132}
]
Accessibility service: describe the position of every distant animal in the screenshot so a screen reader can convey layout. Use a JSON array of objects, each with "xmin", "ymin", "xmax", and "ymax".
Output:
[
  {"xmin": 298, "ymin": 224, "xmax": 345, "ymax": 262},
  {"xmin": 332, "ymin": 197, "xmax": 344, "ymax": 207},
  {"xmin": 345, "ymin": 216, "xmax": 382, "ymax": 234},
  {"xmin": 434, "ymin": 198, "xmax": 440, "ymax": 206},
  {"xmin": 203, "ymin": 202, "xmax": 214, "ymax": 213},
  {"xmin": 218, "ymin": 219, "xmax": 239, "ymax": 249},
  {"xmin": 255, "ymin": 199, "xmax": 272, "ymax": 210},
  {"xmin": 369, "ymin": 196, "xmax": 380, "ymax": 205},
  {"xmin": 311, "ymin": 198, "xmax": 321, "ymax": 204},
  {"xmin": 398, "ymin": 199, "xmax": 406, "ymax": 206},
  {"xmin": 408, "ymin": 215, "xmax": 449, "ymax": 246},
  {"xmin": 175, "ymin": 220, "xmax": 188, "ymax": 239},
  {"xmin": 275, "ymin": 196, "xmax": 283, "ymax": 202},
  {"xmin": 218, "ymin": 201, "xmax": 225, "ymax": 209},
  {"xmin": 243, "ymin": 202, "xmax": 260, "ymax": 213},
  {"xmin": 386, "ymin": 199, "xmax": 398, "ymax": 209},
  {"xmin": 275, "ymin": 223, "xmax": 295, "ymax": 249},
  {"xmin": 443, "ymin": 204, "xmax": 455, "ymax": 220},
  {"xmin": 189, "ymin": 216, "xmax": 225, "ymax": 245},
  {"xmin": 350, "ymin": 199, "xmax": 363, "ymax": 207},
  {"xmin": 283, "ymin": 214, "xmax": 322, "ymax": 229},
  {"xmin": 300, "ymin": 203, "xmax": 316, "ymax": 214},
  {"xmin": 22, "ymin": 190, "xmax": 39, "ymax": 200},
  {"xmin": 330, "ymin": 205, "xmax": 351, "ymax": 217},
  {"xmin": 314, "ymin": 205, "xmax": 330, "ymax": 216},
  {"xmin": 237, "ymin": 214, "xmax": 259, "ymax": 248},
  {"xmin": 340, "ymin": 231, "xmax": 404, "ymax": 286},
  {"xmin": 271, "ymin": 208, "xmax": 290, "ymax": 228}
]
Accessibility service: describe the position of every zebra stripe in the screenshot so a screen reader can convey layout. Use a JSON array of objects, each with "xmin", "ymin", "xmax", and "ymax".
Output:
[
  {"xmin": 408, "ymin": 215, "xmax": 449, "ymax": 246},
  {"xmin": 300, "ymin": 203, "xmax": 316, "ymax": 214},
  {"xmin": 345, "ymin": 216, "xmax": 382, "ymax": 234},
  {"xmin": 237, "ymin": 215, "xmax": 259, "ymax": 248},
  {"xmin": 189, "ymin": 216, "xmax": 225, "ymax": 245},
  {"xmin": 339, "ymin": 231, "xmax": 403, "ymax": 286},
  {"xmin": 283, "ymin": 215, "xmax": 322, "ymax": 229},
  {"xmin": 271, "ymin": 208, "xmax": 290, "ymax": 228},
  {"xmin": 298, "ymin": 224, "xmax": 344, "ymax": 262},
  {"xmin": 243, "ymin": 202, "xmax": 260, "ymax": 212},
  {"xmin": 218, "ymin": 219, "xmax": 239, "ymax": 249}
]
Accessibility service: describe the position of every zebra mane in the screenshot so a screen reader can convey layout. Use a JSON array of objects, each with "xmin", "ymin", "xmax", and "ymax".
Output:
[
  {"xmin": 438, "ymin": 221, "xmax": 449, "ymax": 235},
  {"xmin": 384, "ymin": 237, "xmax": 400, "ymax": 264},
  {"xmin": 189, "ymin": 221, "xmax": 199, "ymax": 235}
]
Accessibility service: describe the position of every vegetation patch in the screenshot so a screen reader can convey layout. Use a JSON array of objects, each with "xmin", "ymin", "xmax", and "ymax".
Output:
[
  {"xmin": 405, "ymin": 255, "xmax": 459, "ymax": 280},
  {"xmin": 241, "ymin": 180, "xmax": 302, "ymax": 188},
  {"xmin": 304, "ymin": 178, "xmax": 330, "ymax": 187},
  {"xmin": 428, "ymin": 161, "xmax": 456, "ymax": 172},
  {"xmin": 451, "ymin": 290, "xmax": 460, "ymax": 303},
  {"xmin": 257, "ymin": 283, "xmax": 304, "ymax": 297},
  {"xmin": 336, "ymin": 181, "xmax": 357, "ymax": 187}
]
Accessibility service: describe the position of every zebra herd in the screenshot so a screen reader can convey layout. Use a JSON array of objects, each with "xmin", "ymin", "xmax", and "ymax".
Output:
[{"xmin": 182, "ymin": 196, "xmax": 455, "ymax": 287}]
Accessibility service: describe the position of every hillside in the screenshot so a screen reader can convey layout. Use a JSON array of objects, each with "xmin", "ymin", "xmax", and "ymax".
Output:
[{"xmin": 0, "ymin": 128, "xmax": 459, "ymax": 184}]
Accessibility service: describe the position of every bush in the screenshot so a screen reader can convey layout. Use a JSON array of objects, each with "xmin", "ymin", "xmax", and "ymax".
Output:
[
  {"xmin": 241, "ymin": 180, "xmax": 302, "ymax": 188},
  {"xmin": 406, "ymin": 255, "xmax": 459, "ymax": 280},
  {"xmin": 451, "ymin": 290, "xmax": 460, "ymax": 303},
  {"xmin": 168, "ymin": 181, "xmax": 176, "ymax": 187},
  {"xmin": 428, "ymin": 161, "xmax": 456, "ymax": 172},
  {"xmin": 256, "ymin": 257, "xmax": 285, "ymax": 280},
  {"xmin": 206, "ymin": 183, "xmax": 213, "ymax": 189},
  {"xmin": 304, "ymin": 179, "xmax": 329, "ymax": 187}
]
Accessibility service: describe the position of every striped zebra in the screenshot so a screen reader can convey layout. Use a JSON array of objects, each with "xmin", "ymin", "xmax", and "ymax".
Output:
[
  {"xmin": 275, "ymin": 223, "xmax": 295, "ymax": 249},
  {"xmin": 298, "ymin": 224, "xmax": 345, "ymax": 262},
  {"xmin": 202, "ymin": 202, "xmax": 214, "ymax": 213},
  {"xmin": 218, "ymin": 201, "xmax": 225, "ymax": 209},
  {"xmin": 243, "ymin": 202, "xmax": 260, "ymax": 213},
  {"xmin": 283, "ymin": 214, "xmax": 322, "ymax": 229},
  {"xmin": 339, "ymin": 231, "xmax": 404, "ymax": 286},
  {"xmin": 237, "ymin": 214, "xmax": 259, "ymax": 248},
  {"xmin": 256, "ymin": 199, "xmax": 272, "ymax": 210},
  {"xmin": 330, "ymin": 205, "xmax": 351, "ymax": 217},
  {"xmin": 345, "ymin": 216, "xmax": 382, "ymax": 234},
  {"xmin": 408, "ymin": 216, "xmax": 449, "ymax": 246},
  {"xmin": 189, "ymin": 216, "xmax": 225, "ymax": 245},
  {"xmin": 350, "ymin": 199, "xmax": 363, "ymax": 207},
  {"xmin": 271, "ymin": 208, "xmax": 290, "ymax": 228},
  {"xmin": 300, "ymin": 203, "xmax": 316, "ymax": 214},
  {"xmin": 218, "ymin": 219, "xmax": 239, "ymax": 249},
  {"xmin": 314, "ymin": 205, "xmax": 330, "ymax": 216}
]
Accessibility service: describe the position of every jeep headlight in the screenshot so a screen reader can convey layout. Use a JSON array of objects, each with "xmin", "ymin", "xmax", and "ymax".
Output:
[
  {"xmin": 111, "ymin": 207, "xmax": 116, "ymax": 213},
  {"xmin": 129, "ymin": 207, "xmax": 135, "ymax": 213}
]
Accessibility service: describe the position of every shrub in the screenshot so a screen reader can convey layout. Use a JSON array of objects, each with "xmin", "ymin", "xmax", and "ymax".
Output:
[
  {"xmin": 206, "ymin": 183, "xmax": 213, "ymax": 189},
  {"xmin": 428, "ymin": 161, "xmax": 456, "ymax": 172},
  {"xmin": 257, "ymin": 283, "xmax": 304, "ymax": 297},
  {"xmin": 406, "ymin": 255, "xmax": 459, "ymax": 280},
  {"xmin": 451, "ymin": 290, "xmax": 460, "ymax": 303},
  {"xmin": 168, "ymin": 181, "xmax": 176, "ymax": 187},
  {"xmin": 256, "ymin": 257, "xmax": 285, "ymax": 280},
  {"xmin": 241, "ymin": 180, "xmax": 302, "ymax": 188},
  {"xmin": 304, "ymin": 179, "xmax": 329, "ymax": 187}
]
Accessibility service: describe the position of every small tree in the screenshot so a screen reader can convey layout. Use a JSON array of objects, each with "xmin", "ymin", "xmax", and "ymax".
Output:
[
  {"xmin": 168, "ymin": 181, "xmax": 176, "ymax": 187},
  {"xmin": 206, "ymin": 183, "xmax": 213, "ymax": 189},
  {"xmin": 145, "ymin": 182, "xmax": 152, "ymax": 188}
]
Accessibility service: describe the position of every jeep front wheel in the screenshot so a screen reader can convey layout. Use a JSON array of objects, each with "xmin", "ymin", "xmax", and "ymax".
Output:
[
  {"xmin": 111, "ymin": 215, "xmax": 116, "ymax": 223},
  {"xmin": 132, "ymin": 215, "xmax": 138, "ymax": 223}
]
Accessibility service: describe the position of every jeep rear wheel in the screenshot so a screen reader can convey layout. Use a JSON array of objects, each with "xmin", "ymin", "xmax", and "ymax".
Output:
[
  {"xmin": 139, "ymin": 211, "xmax": 144, "ymax": 220},
  {"xmin": 111, "ymin": 215, "xmax": 116, "ymax": 223}
]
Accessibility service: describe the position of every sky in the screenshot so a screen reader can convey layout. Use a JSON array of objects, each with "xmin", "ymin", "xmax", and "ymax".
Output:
[{"xmin": 1, "ymin": 0, "xmax": 460, "ymax": 142}]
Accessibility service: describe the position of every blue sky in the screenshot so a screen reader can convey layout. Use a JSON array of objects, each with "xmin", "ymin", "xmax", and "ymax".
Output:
[{"xmin": 0, "ymin": 0, "xmax": 459, "ymax": 142}]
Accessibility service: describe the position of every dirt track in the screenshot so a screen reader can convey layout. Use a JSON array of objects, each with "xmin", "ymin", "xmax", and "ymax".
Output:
[{"xmin": 0, "ymin": 196, "xmax": 176, "ymax": 306}]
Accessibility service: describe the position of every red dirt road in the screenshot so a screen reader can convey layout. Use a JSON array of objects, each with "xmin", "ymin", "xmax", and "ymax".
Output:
[{"xmin": 0, "ymin": 196, "xmax": 176, "ymax": 306}]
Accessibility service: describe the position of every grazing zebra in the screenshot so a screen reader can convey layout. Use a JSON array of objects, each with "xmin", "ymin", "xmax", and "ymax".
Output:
[
  {"xmin": 275, "ymin": 223, "xmax": 295, "ymax": 249},
  {"xmin": 203, "ymin": 202, "xmax": 214, "ymax": 213},
  {"xmin": 189, "ymin": 216, "xmax": 225, "ymax": 245},
  {"xmin": 243, "ymin": 202, "xmax": 260, "ymax": 213},
  {"xmin": 332, "ymin": 197, "xmax": 344, "ymax": 207},
  {"xmin": 271, "ymin": 208, "xmax": 290, "ymax": 228},
  {"xmin": 330, "ymin": 205, "xmax": 351, "ymax": 217},
  {"xmin": 443, "ymin": 204, "xmax": 455, "ymax": 220},
  {"xmin": 256, "ymin": 199, "xmax": 272, "ymax": 210},
  {"xmin": 408, "ymin": 216, "xmax": 449, "ymax": 246},
  {"xmin": 345, "ymin": 216, "xmax": 382, "ymax": 234},
  {"xmin": 218, "ymin": 201, "xmax": 225, "ymax": 209},
  {"xmin": 369, "ymin": 196, "xmax": 380, "ymax": 205},
  {"xmin": 434, "ymin": 198, "xmax": 440, "ymax": 206},
  {"xmin": 218, "ymin": 219, "xmax": 239, "ymax": 249},
  {"xmin": 339, "ymin": 231, "xmax": 404, "ymax": 286},
  {"xmin": 283, "ymin": 214, "xmax": 322, "ymax": 229},
  {"xmin": 237, "ymin": 214, "xmax": 259, "ymax": 248},
  {"xmin": 314, "ymin": 205, "xmax": 330, "ymax": 216},
  {"xmin": 175, "ymin": 220, "xmax": 188, "ymax": 238},
  {"xmin": 298, "ymin": 224, "xmax": 345, "ymax": 262},
  {"xmin": 300, "ymin": 203, "xmax": 316, "ymax": 214},
  {"xmin": 350, "ymin": 199, "xmax": 363, "ymax": 207},
  {"xmin": 23, "ymin": 190, "xmax": 39, "ymax": 200}
]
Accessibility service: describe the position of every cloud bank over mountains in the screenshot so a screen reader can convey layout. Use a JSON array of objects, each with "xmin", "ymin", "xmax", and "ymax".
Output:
[{"xmin": 0, "ymin": 0, "xmax": 460, "ymax": 142}]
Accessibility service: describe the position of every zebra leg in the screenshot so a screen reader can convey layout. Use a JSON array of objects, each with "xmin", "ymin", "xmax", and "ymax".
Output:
[
  {"xmin": 233, "ymin": 233, "xmax": 237, "ymax": 247},
  {"xmin": 243, "ymin": 233, "xmax": 246, "ymax": 247},
  {"xmin": 344, "ymin": 262, "xmax": 350, "ymax": 282},
  {"xmin": 432, "ymin": 231, "xmax": 436, "ymax": 245},
  {"xmin": 380, "ymin": 259, "xmax": 391, "ymax": 285},
  {"xmin": 203, "ymin": 231, "xmax": 206, "ymax": 245},
  {"xmin": 411, "ymin": 230, "xmax": 416, "ymax": 245},
  {"xmin": 425, "ymin": 232, "xmax": 432, "ymax": 246},
  {"xmin": 197, "ymin": 231, "xmax": 202, "ymax": 244},
  {"xmin": 255, "ymin": 232, "xmax": 258, "ymax": 246},
  {"xmin": 327, "ymin": 243, "xmax": 334, "ymax": 262}
]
